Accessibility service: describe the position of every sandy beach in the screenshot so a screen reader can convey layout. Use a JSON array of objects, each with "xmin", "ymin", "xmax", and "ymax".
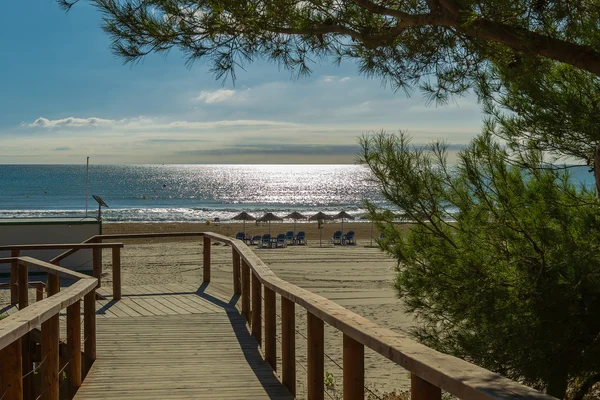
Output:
[
  {"xmin": 102, "ymin": 221, "xmax": 399, "ymax": 245},
  {"xmin": 98, "ymin": 222, "xmax": 414, "ymax": 398}
]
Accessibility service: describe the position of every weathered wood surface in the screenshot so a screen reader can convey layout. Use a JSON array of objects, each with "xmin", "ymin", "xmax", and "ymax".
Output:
[{"xmin": 75, "ymin": 283, "xmax": 292, "ymax": 400}]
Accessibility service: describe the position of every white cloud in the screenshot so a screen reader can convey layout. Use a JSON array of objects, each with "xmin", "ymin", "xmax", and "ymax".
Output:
[
  {"xmin": 193, "ymin": 89, "xmax": 239, "ymax": 104},
  {"xmin": 25, "ymin": 116, "xmax": 300, "ymax": 132},
  {"xmin": 320, "ymin": 75, "xmax": 351, "ymax": 83},
  {"xmin": 28, "ymin": 117, "xmax": 114, "ymax": 128}
]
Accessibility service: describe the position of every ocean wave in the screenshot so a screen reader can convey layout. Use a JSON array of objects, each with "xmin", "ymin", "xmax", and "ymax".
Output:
[{"xmin": 0, "ymin": 206, "xmax": 371, "ymax": 223}]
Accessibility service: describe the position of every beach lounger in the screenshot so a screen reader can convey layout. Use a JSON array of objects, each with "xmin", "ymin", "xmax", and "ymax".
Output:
[
  {"xmin": 259, "ymin": 234, "xmax": 272, "ymax": 248},
  {"xmin": 235, "ymin": 232, "xmax": 245, "ymax": 241},
  {"xmin": 343, "ymin": 231, "xmax": 356, "ymax": 245},
  {"xmin": 276, "ymin": 233, "xmax": 287, "ymax": 248},
  {"xmin": 251, "ymin": 235, "xmax": 261, "ymax": 245},
  {"xmin": 329, "ymin": 231, "xmax": 343, "ymax": 245},
  {"xmin": 295, "ymin": 231, "xmax": 306, "ymax": 245},
  {"xmin": 285, "ymin": 231, "xmax": 295, "ymax": 245}
]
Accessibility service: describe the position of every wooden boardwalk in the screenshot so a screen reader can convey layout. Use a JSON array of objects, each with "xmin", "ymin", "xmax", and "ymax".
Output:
[{"xmin": 74, "ymin": 283, "xmax": 293, "ymax": 399}]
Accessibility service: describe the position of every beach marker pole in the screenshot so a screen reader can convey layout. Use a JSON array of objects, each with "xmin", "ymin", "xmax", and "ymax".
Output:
[{"xmin": 85, "ymin": 156, "xmax": 89, "ymax": 217}]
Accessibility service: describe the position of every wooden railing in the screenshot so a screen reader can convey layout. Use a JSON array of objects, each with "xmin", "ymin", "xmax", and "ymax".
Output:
[
  {"xmin": 0, "ymin": 256, "xmax": 99, "ymax": 400},
  {"xmin": 200, "ymin": 232, "xmax": 555, "ymax": 400},
  {"xmin": 0, "ymin": 243, "xmax": 124, "ymax": 303},
  {"xmin": 1, "ymin": 232, "xmax": 556, "ymax": 400}
]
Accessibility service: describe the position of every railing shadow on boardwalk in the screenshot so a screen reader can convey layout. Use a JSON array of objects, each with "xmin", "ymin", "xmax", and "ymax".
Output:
[
  {"xmin": 195, "ymin": 282, "xmax": 292, "ymax": 400},
  {"xmin": 92, "ymin": 281, "xmax": 291, "ymax": 400}
]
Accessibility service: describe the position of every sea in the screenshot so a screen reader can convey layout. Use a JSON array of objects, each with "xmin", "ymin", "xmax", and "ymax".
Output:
[
  {"xmin": 0, "ymin": 164, "xmax": 380, "ymax": 222},
  {"xmin": 0, "ymin": 164, "xmax": 595, "ymax": 223}
]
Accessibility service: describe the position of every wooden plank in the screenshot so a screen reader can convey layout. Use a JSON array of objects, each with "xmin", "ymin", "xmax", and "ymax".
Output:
[
  {"xmin": 264, "ymin": 286, "xmax": 276, "ymax": 371},
  {"xmin": 36, "ymin": 283, "xmax": 45, "ymax": 302},
  {"xmin": 203, "ymin": 236, "xmax": 211, "ymax": 284},
  {"xmin": 67, "ymin": 301, "xmax": 82, "ymax": 396},
  {"xmin": 0, "ymin": 243, "xmax": 123, "ymax": 251},
  {"xmin": 251, "ymin": 272, "xmax": 261, "ymax": 345},
  {"xmin": 84, "ymin": 289, "xmax": 97, "ymax": 375},
  {"xmin": 112, "ymin": 247, "xmax": 121, "ymax": 301},
  {"xmin": 281, "ymin": 297, "xmax": 296, "ymax": 397},
  {"xmin": 114, "ymin": 299, "xmax": 154, "ymax": 317},
  {"xmin": 92, "ymin": 248, "xmax": 101, "ymax": 289},
  {"xmin": 126, "ymin": 298, "xmax": 161, "ymax": 317},
  {"xmin": 241, "ymin": 260, "xmax": 250, "ymax": 323},
  {"xmin": 73, "ymin": 312, "xmax": 293, "ymax": 400},
  {"xmin": 10, "ymin": 249, "xmax": 19, "ymax": 306},
  {"xmin": 343, "ymin": 334, "xmax": 364, "ymax": 400},
  {"xmin": 48, "ymin": 273, "xmax": 60, "ymax": 297},
  {"xmin": 232, "ymin": 248, "xmax": 241, "ymax": 295},
  {"xmin": 18, "ymin": 257, "xmax": 91, "ymax": 281},
  {"xmin": 18, "ymin": 263, "xmax": 28, "ymax": 310},
  {"xmin": 41, "ymin": 314, "xmax": 60, "ymax": 400},
  {"xmin": 22, "ymin": 332, "xmax": 33, "ymax": 400},
  {"xmin": 307, "ymin": 312, "xmax": 324, "ymax": 400},
  {"xmin": 0, "ymin": 338, "xmax": 23, "ymax": 400},
  {"xmin": 411, "ymin": 373, "xmax": 442, "ymax": 400}
]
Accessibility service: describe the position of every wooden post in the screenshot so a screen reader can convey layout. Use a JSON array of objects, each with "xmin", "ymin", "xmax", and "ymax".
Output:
[
  {"xmin": 0, "ymin": 338, "xmax": 23, "ymax": 400},
  {"xmin": 84, "ymin": 290, "xmax": 97, "ymax": 375},
  {"xmin": 41, "ymin": 315, "xmax": 60, "ymax": 400},
  {"xmin": 241, "ymin": 260, "xmax": 251, "ymax": 323},
  {"xmin": 264, "ymin": 286, "xmax": 276, "ymax": 371},
  {"xmin": 411, "ymin": 374, "xmax": 442, "ymax": 400},
  {"xmin": 18, "ymin": 263, "xmax": 28, "ymax": 310},
  {"xmin": 281, "ymin": 297, "xmax": 296, "ymax": 397},
  {"xmin": 92, "ymin": 246, "xmax": 101, "ymax": 289},
  {"xmin": 251, "ymin": 272, "xmax": 262, "ymax": 345},
  {"xmin": 67, "ymin": 301, "xmax": 82, "ymax": 397},
  {"xmin": 112, "ymin": 247, "xmax": 121, "ymax": 300},
  {"xmin": 232, "ymin": 248, "xmax": 241, "ymax": 295},
  {"xmin": 10, "ymin": 249, "xmax": 19, "ymax": 306},
  {"xmin": 203, "ymin": 236, "xmax": 211, "ymax": 283},
  {"xmin": 343, "ymin": 334, "xmax": 364, "ymax": 400},
  {"xmin": 36, "ymin": 283, "xmax": 44, "ymax": 302},
  {"xmin": 47, "ymin": 274, "xmax": 60, "ymax": 297},
  {"xmin": 17, "ymin": 264, "xmax": 32, "ymax": 400},
  {"xmin": 307, "ymin": 311, "xmax": 324, "ymax": 400}
]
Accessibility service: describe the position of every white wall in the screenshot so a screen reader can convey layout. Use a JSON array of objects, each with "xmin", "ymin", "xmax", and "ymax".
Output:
[{"xmin": 0, "ymin": 222, "xmax": 100, "ymax": 273}]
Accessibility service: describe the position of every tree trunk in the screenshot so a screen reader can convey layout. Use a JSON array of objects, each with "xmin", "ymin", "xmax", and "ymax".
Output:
[{"xmin": 594, "ymin": 144, "xmax": 600, "ymax": 196}]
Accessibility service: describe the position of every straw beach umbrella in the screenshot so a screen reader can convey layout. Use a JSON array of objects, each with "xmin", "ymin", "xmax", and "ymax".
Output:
[
  {"xmin": 231, "ymin": 211, "xmax": 256, "ymax": 234},
  {"xmin": 284, "ymin": 211, "xmax": 307, "ymax": 235},
  {"xmin": 308, "ymin": 212, "xmax": 333, "ymax": 247},
  {"xmin": 333, "ymin": 211, "xmax": 355, "ymax": 237},
  {"xmin": 257, "ymin": 212, "xmax": 283, "ymax": 234}
]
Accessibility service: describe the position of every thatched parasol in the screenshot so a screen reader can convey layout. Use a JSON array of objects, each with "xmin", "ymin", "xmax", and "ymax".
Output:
[
  {"xmin": 308, "ymin": 212, "xmax": 333, "ymax": 247},
  {"xmin": 231, "ymin": 211, "xmax": 256, "ymax": 234},
  {"xmin": 257, "ymin": 212, "xmax": 283, "ymax": 234},
  {"xmin": 284, "ymin": 211, "xmax": 307, "ymax": 235},
  {"xmin": 333, "ymin": 211, "xmax": 355, "ymax": 237}
]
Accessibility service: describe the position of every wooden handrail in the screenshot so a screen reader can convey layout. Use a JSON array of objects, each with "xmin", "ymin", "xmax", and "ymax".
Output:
[
  {"xmin": 0, "ymin": 256, "xmax": 98, "ymax": 400},
  {"xmin": 0, "ymin": 278, "xmax": 96, "ymax": 350},
  {"xmin": 199, "ymin": 232, "xmax": 555, "ymax": 400},
  {"xmin": 0, "ymin": 243, "xmax": 123, "ymax": 251}
]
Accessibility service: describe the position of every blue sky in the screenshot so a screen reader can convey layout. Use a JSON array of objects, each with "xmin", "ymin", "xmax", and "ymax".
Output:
[{"xmin": 0, "ymin": 1, "xmax": 484, "ymax": 164}]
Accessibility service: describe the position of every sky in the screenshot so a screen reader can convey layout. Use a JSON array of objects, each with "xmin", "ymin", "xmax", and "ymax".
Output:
[{"xmin": 0, "ymin": 1, "xmax": 485, "ymax": 164}]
